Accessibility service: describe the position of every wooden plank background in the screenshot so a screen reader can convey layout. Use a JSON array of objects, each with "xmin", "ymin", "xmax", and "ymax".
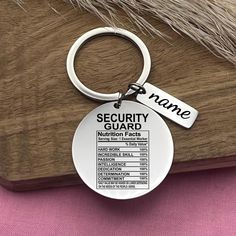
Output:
[{"xmin": 0, "ymin": 0, "xmax": 236, "ymax": 191}]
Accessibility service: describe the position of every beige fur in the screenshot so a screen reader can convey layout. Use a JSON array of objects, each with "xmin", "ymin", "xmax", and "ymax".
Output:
[{"xmin": 12, "ymin": 0, "xmax": 236, "ymax": 65}]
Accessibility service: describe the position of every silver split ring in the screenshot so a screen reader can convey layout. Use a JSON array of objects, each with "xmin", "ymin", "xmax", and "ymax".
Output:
[{"xmin": 66, "ymin": 27, "xmax": 151, "ymax": 101}]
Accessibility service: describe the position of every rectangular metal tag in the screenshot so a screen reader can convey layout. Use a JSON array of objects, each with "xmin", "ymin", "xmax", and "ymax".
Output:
[{"xmin": 136, "ymin": 83, "xmax": 198, "ymax": 128}]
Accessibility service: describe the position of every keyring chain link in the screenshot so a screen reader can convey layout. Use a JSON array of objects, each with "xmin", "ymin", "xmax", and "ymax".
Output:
[{"xmin": 114, "ymin": 83, "xmax": 146, "ymax": 109}]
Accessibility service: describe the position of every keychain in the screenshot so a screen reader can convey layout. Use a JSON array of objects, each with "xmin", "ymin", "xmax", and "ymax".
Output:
[{"xmin": 66, "ymin": 27, "xmax": 198, "ymax": 200}]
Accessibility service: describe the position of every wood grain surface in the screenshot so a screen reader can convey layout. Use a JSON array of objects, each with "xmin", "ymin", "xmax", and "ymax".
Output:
[{"xmin": 0, "ymin": 0, "xmax": 236, "ymax": 191}]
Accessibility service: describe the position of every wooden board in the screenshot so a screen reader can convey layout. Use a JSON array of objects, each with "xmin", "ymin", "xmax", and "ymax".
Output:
[{"xmin": 0, "ymin": 0, "xmax": 236, "ymax": 191}]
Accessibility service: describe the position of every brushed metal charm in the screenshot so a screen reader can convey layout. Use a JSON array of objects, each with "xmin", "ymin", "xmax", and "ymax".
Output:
[
  {"xmin": 136, "ymin": 83, "xmax": 198, "ymax": 128},
  {"xmin": 72, "ymin": 101, "xmax": 174, "ymax": 200}
]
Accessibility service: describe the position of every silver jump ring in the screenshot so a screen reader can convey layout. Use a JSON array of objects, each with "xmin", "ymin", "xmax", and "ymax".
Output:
[
  {"xmin": 128, "ymin": 83, "xmax": 146, "ymax": 94},
  {"xmin": 66, "ymin": 27, "xmax": 151, "ymax": 101},
  {"xmin": 114, "ymin": 83, "xmax": 146, "ymax": 108},
  {"xmin": 114, "ymin": 92, "xmax": 125, "ymax": 109}
]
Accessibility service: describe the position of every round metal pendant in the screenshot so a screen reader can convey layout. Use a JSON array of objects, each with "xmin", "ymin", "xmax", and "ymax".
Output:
[{"xmin": 72, "ymin": 101, "xmax": 174, "ymax": 200}]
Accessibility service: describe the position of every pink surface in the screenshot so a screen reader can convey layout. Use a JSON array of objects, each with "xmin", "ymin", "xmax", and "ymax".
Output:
[{"xmin": 0, "ymin": 167, "xmax": 236, "ymax": 236}]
